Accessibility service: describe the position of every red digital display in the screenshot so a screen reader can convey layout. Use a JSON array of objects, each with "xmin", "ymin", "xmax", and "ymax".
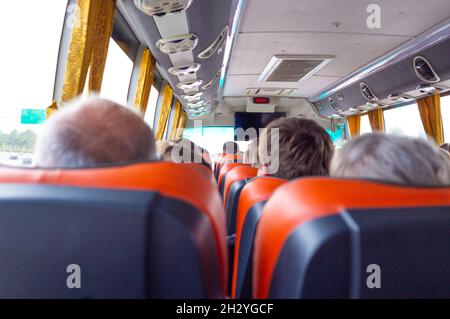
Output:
[{"xmin": 253, "ymin": 97, "xmax": 271, "ymax": 104}]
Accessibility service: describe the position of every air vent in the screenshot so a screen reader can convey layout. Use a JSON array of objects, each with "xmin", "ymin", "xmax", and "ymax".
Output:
[
  {"xmin": 177, "ymin": 80, "xmax": 203, "ymax": 91},
  {"xmin": 168, "ymin": 63, "xmax": 201, "ymax": 77},
  {"xmin": 202, "ymin": 70, "xmax": 221, "ymax": 90},
  {"xmin": 182, "ymin": 91, "xmax": 203, "ymax": 102},
  {"xmin": 328, "ymin": 98, "xmax": 342, "ymax": 112},
  {"xmin": 134, "ymin": 0, "xmax": 194, "ymax": 16},
  {"xmin": 156, "ymin": 34, "xmax": 198, "ymax": 55},
  {"xmin": 413, "ymin": 56, "xmax": 440, "ymax": 83},
  {"xmin": 187, "ymin": 100, "xmax": 204, "ymax": 108},
  {"xmin": 258, "ymin": 55, "xmax": 334, "ymax": 83},
  {"xmin": 360, "ymin": 82, "xmax": 378, "ymax": 102},
  {"xmin": 198, "ymin": 26, "xmax": 229, "ymax": 60}
]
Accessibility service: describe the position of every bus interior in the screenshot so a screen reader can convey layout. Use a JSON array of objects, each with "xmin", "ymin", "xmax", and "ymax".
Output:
[{"xmin": 0, "ymin": 0, "xmax": 450, "ymax": 299}]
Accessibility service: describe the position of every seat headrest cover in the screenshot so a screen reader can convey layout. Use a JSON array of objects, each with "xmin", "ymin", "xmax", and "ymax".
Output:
[
  {"xmin": 0, "ymin": 161, "xmax": 227, "ymax": 293},
  {"xmin": 254, "ymin": 177, "xmax": 450, "ymax": 298}
]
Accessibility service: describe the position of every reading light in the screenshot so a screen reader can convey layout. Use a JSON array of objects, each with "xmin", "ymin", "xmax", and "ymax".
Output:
[
  {"xmin": 168, "ymin": 63, "xmax": 201, "ymax": 77},
  {"xmin": 156, "ymin": 34, "xmax": 198, "ymax": 55},
  {"xmin": 417, "ymin": 84, "xmax": 437, "ymax": 94},
  {"xmin": 134, "ymin": 0, "xmax": 194, "ymax": 17}
]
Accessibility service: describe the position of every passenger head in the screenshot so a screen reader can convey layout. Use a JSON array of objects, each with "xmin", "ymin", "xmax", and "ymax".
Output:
[
  {"xmin": 35, "ymin": 97, "xmax": 157, "ymax": 168},
  {"xmin": 156, "ymin": 140, "xmax": 174, "ymax": 161},
  {"xmin": 258, "ymin": 118, "xmax": 334, "ymax": 180},
  {"xmin": 176, "ymin": 139, "xmax": 212, "ymax": 167},
  {"xmin": 160, "ymin": 138, "xmax": 212, "ymax": 170},
  {"xmin": 331, "ymin": 133, "xmax": 450, "ymax": 186},
  {"xmin": 223, "ymin": 141, "xmax": 240, "ymax": 155}
]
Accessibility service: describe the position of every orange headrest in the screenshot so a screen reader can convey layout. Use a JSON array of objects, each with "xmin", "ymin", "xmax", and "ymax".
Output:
[
  {"xmin": 254, "ymin": 177, "xmax": 450, "ymax": 298},
  {"xmin": 0, "ymin": 161, "xmax": 227, "ymax": 293},
  {"xmin": 223, "ymin": 166, "xmax": 258, "ymax": 206},
  {"xmin": 231, "ymin": 177, "xmax": 286, "ymax": 298},
  {"xmin": 218, "ymin": 163, "xmax": 246, "ymax": 190}
]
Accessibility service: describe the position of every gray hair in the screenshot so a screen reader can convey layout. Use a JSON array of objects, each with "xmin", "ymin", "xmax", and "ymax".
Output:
[
  {"xmin": 331, "ymin": 133, "xmax": 450, "ymax": 186},
  {"xmin": 35, "ymin": 97, "xmax": 157, "ymax": 168}
]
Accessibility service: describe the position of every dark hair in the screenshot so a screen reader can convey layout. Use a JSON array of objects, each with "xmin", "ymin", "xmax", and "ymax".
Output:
[
  {"xmin": 259, "ymin": 118, "xmax": 334, "ymax": 180},
  {"xmin": 223, "ymin": 141, "xmax": 240, "ymax": 155}
]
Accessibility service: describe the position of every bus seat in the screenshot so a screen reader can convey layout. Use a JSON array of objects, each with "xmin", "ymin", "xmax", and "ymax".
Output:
[
  {"xmin": 223, "ymin": 166, "xmax": 258, "ymax": 210},
  {"xmin": 0, "ymin": 162, "xmax": 227, "ymax": 299},
  {"xmin": 214, "ymin": 154, "xmax": 242, "ymax": 181},
  {"xmin": 184, "ymin": 163, "xmax": 215, "ymax": 182},
  {"xmin": 254, "ymin": 178, "xmax": 450, "ymax": 299},
  {"xmin": 218, "ymin": 163, "xmax": 245, "ymax": 196},
  {"xmin": 231, "ymin": 177, "xmax": 286, "ymax": 299}
]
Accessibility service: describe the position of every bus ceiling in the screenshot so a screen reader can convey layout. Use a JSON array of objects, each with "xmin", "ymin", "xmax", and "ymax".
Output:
[{"xmin": 116, "ymin": 0, "xmax": 450, "ymax": 122}]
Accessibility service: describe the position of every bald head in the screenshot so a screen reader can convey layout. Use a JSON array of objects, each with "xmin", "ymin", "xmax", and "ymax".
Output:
[{"xmin": 35, "ymin": 97, "xmax": 157, "ymax": 168}]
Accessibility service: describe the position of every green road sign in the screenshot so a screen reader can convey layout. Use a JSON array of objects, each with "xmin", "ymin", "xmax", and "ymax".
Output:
[{"xmin": 21, "ymin": 109, "xmax": 46, "ymax": 125}]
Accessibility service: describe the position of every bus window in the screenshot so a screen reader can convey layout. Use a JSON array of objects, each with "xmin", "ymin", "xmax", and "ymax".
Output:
[
  {"xmin": 0, "ymin": 0, "xmax": 66, "ymax": 165},
  {"xmin": 99, "ymin": 40, "xmax": 134, "ymax": 105},
  {"xmin": 144, "ymin": 86, "xmax": 160, "ymax": 129},
  {"xmin": 360, "ymin": 114, "xmax": 372, "ymax": 135},
  {"xmin": 183, "ymin": 126, "xmax": 234, "ymax": 156},
  {"xmin": 441, "ymin": 95, "xmax": 450, "ymax": 142},
  {"xmin": 384, "ymin": 103, "xmax": 426, "ymax": 138}
]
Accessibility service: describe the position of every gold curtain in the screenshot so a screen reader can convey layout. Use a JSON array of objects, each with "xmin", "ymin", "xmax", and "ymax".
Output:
[
  {"xmin": 133, "ymin": 48, "xmax": 156, "ymax": 116},
  {"xmin": 155, "ymin": 84, "xmax": 173, "ymax": 141},
  {"xmin": 347, "ymin": 114, "xmax": 361, "ymax": 137},
  {"xmin": 418, "ymin": 93, "xmax": 443, "ymax": 145},
  {"xmin": 88, "ymin": 0, "xmax": 116, "ymax": 93},
  {"xmin": 178, "ymin": 110, "xmax": 187, "ymax": 139},
  {"xmin": 46, "ymin": 100, "xmax": 59, "ymax": 119},
  {"xmin": 60, "ymin": 0, "xmax": 98, "ymax": 103},
  {"xmin": 368, "ymin": 108, "xmax": 385, "ymax": 132},
  {"xmin": 60, "ymin": 0, "xmax": 116, "ymax": 103},
  {"xmin": 169, "ymin": 101, "xmax": 183, "ymax": 140}
]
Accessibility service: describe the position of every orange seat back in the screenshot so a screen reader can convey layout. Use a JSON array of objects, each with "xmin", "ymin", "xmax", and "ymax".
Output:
[
  {"xmin": 0, "ymin": 162, "xmax": 227, "ymax": 298},
  {"xmin": 231, "ymin": 177, "xmax": 286, "ymax": 298},
  {"xmin": 224, "ymin": 166, "xmax": 258, "ymax": 208},
  {"xmin": 254, "ymin": 178, "xmax": 450, "ymax": 299},
  {"xmin": 218, "ymin": 162, "xmax": 245, "ymax": 195}
]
